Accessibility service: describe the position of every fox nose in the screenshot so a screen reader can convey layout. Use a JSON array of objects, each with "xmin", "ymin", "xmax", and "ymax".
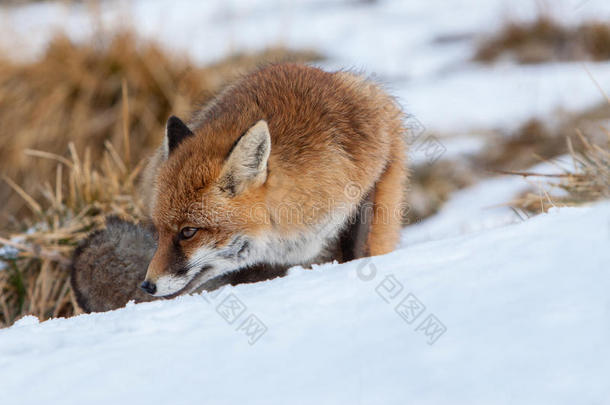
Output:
[{"xmin": 140, "ymin": 280, "xmax": 156, "ymax": 295}]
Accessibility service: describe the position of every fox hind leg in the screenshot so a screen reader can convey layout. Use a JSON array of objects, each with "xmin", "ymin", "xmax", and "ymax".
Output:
[{"xmin": 366, "ymin": 143, "xmax": 407, "ymax": 256}]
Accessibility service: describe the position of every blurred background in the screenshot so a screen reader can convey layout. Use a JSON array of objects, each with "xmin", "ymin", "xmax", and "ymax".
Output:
[{"xmin": 0, "ymin": 0, "xmax": 608, "ymax": 326}]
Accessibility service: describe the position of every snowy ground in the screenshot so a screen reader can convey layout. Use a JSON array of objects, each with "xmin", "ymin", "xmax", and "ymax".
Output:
[
  {"xmin": 1, "ymin": 202, "xmax": 609, "ymax": 404},
  {"xmin": 1, "ymin": 0, "xmax": 610, "ymax": 404}
]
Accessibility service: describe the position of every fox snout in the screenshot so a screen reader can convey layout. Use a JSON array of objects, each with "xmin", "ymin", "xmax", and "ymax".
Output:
[
  {"xmin": 140, "ymin": 280, "xmax": 157, "ymax": 295},
  {"xmin": 143, "ymin": 241, "xmax": 206, "ymax": 297}
]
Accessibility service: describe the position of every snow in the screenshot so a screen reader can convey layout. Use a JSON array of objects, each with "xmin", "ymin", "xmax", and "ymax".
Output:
[
  {"xmin": 1, "ymin": 201, "xmax": 609, "ymax": 404},
  {"xmin": 0, "ymin": 236, "xmax": 24, "ymax": 271}
]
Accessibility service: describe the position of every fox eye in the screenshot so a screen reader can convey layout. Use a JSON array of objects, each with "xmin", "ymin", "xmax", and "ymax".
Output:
[{"xmin": 179, "ymin": 227, "xmax": 199, "ymax": 240}]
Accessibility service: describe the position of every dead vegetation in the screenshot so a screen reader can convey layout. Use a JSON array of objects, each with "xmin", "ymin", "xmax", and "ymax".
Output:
[
  {"xmin": 475, "ymin": 16, "xmax": 610, "ymax": 64},
  {"xmin": 403, "ymin": 102, "xmax": 610, "ymax": 224},
  {"xmin": 0, "ymin": 31, "xmax": 322, "ymax": 230},
  {"xmin": 475, "ymin": 102, "xmax": 610, "ymax": 171},
  {"xmin": 403, "ymin": 159, "xmax": 479, "ymax": 224},
  {"xmin": 0, "ymin": 30, "xmax": 321, "ymax": 328},
  {"xmin": 477, "ymin": 119, "xmax": 565, "ymax": 170},
  {"xmin": 409, "ymin": 15, "xmax": 610, "ymax": 220},
  {"xmin": 0, "ymin": 144, "xmax": 143, "ymax": 325},
  {"xmin": 510, "ymin": 129, "xmax": 610, "ymax": 213}
]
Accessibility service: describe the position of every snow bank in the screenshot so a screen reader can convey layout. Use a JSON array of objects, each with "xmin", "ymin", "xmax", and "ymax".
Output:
[{"xmin": 1, "ymin": 201, "xmax": 609, "ymax": 405}]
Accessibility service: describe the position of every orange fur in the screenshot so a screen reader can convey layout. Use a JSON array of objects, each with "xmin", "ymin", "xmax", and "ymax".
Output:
[{"xmin": 143, "ymin": 64, "xmax": 408, "ymax": 295}]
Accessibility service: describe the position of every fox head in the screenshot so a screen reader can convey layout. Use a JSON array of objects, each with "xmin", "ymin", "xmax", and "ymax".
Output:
[{"xmin": 141, "ymin": 116, "xmax": 272, "ymax": 297}]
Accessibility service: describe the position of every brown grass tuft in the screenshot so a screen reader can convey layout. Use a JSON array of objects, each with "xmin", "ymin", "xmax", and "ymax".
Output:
[
  {"xmin": 403, "ymin": 103, "xmax": 610, "ymax": 224},
  {"xmin": 476, "ymin": 103, "xmax": 610, "ymax": 172},
  {"xmin": 476, "ymin": 118, "xmax": 566, "ymax": 170},
  {"xmin": 403, "ymin": 159, "xmax": 479, "ymax": 224},
  {"xmin": 0, "ymin": 144, "xmax": 143, "ymax": 326},
  {"xmin": 0, "ymin": 30, "xmax": 321, "ymax": 327},
  {"xmin": 475, "ymin": 16, "xmax": 610, "ymax": 64},
  {"xmin": 0, "ymin": 31, "xmax": 322, "ymax": 230},
  {"xmin": 511, "ymin": 128, "xmax": 610, "ymax": 213}
]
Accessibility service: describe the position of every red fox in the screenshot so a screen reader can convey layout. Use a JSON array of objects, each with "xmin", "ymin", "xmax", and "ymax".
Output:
[{"xmin": 141, "ymin": 63, "xmax": 407, "ymax": 297}]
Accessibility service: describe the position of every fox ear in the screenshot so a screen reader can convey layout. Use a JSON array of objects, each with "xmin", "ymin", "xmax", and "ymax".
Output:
[
  {"xmin": 165, "ymin": 115, "xmax": 194, "ymax": 155},
  {"xmin": 219, "ymin": 120, "xmax": 271, "ymax": 196}
]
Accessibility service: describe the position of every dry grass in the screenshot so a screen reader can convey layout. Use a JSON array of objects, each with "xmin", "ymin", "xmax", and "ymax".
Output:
[
  {"xmin": 475, "ymin": 16, "xmax": 610, "ymax": 64},
  {"xmin": 558, "ymin": 132, "xmax": 610, "ymax": 203},
  {"xmin": 511, "ymin": 129, "xmax": 610, "ymax": 213},
  {"xmin": 403, "ymin": 159, "xmax": 479, "ymax": 224},
  {"xmin": 475, "ymin": 119, "xmax": 568, "ymax": 171},
  {"xmin": 403, "ymin": 102, "xmax": 610, "ymax": 224},
  {"xmin": 0, "ymin": 144, "xmax": 143, "ymax": 326},
  {"xmin": 0, "ymin": 31, "xmax": 322, "ymax": 230},
  {"xmin": 477, "ymin": 100, "xmax": 610, "ymax": 213},
  {"xmin": 476, "ymin": 103, "xmax": 610, "ymax": 172},
  {"xmin": 0, "ymin": 30, "xmax": 321, "ymax": 327}
]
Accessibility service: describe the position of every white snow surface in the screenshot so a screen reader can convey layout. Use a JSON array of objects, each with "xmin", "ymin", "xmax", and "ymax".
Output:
[{"xmin": 1, "ymin": 201, "xmax": 609, "ymax": 404}]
